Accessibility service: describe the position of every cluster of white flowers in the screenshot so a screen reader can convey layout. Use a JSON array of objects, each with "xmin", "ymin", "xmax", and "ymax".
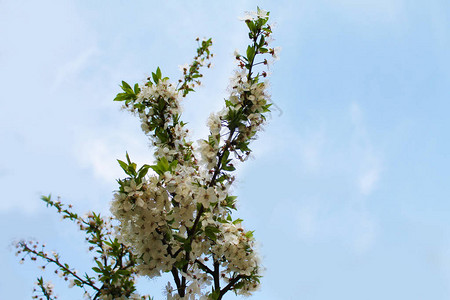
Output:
[
  {"xmin": 110, "ymin": 8, "xmax": 278, "ymax": 299},
  {"xmin": 198, "ymin": 138, "xmax": 218, "ymax": 170},
  {"xmin": 111, "ymin": 163, "xmax": 239, "ymax": 275},
  {"xmin": 128, "ymin": 79, "xmax": 192, "ymax": 165},
  {"xmin": 112, "ymin": 175, "xmax": 174, "ymax": 277},
  {"xmin": 229, "ymin": 71, "xmax": 269, "ymax": 113},
  {"xmin": 239, "ymin": 8, "xmax": 269, "ymax": 21},
  {"xmin": 198, "ymin": 68, "xmax": 270, "ymax": 166},
  {"xmin": 201, "ymin": 215, "xmax": 260, "ymax": 279},
  {"xmin": 111, "ymin": 104, "xmax": 263, "ymax": 296},
  {"xmin": 137, "ymin": 79, "xmax": 179, "ymax": 105}
]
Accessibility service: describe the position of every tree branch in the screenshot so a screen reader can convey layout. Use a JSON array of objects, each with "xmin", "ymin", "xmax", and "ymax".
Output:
[
  {"xmin": 195, "ymin": 259, "xmax": 214, "ymax": 275},
  {"xmin": 219, "ymin": 275, "xmax": 244, "ymax": 299}
]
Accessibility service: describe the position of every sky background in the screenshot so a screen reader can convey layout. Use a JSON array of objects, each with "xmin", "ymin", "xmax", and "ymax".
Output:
[{"xmin": 1, "ymin": 0, "xmax": 450, "ymax": 299}]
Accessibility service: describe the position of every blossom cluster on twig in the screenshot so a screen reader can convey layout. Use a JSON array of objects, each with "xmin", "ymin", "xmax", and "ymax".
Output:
[
  {"xmin": 112, "ymin": 7, "xmax": 279, "ymax": 300},
  {"xmin": 15, "ymin": 7, "xmax": 279, "ymax": 300}
]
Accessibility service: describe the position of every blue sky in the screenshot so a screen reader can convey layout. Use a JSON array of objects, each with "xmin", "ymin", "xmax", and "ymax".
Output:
[{"xmin": 1, "ymin": 0, "xmax": 449, "ymax": 299}]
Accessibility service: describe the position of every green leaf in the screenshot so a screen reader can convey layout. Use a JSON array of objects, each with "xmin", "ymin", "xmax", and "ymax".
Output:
[
  {"xmin": 121, "ymin": 81, "xmax": 133, "ymax": 93},
  {"xmin": 117, "ymin": 159, "xmax": 129, "ymax": 173},
  {"xmin": 73, "ymin": 279, "xmax": 82, "ymax": 286},
  {"xmin": 173, "ymin": 235, "xmax": 186, "ymax": 243},
  {"xmin": 262, "ymin": 103, "xmax": 272, "ymax": 112},
  {"xmin": 233, "ymin": 280, "xmax": 245, "ymax": 292},
  {"xmin": 259, "ymin": 35, "xmax": 265, "ymax": 48},
  {"xmin": 236, "ymin": 141, "xmax": 250, "ymax": 152},
  {"xmin": 95, "ymin": 259, "xmax": 104, "ymax": 269},
  {"xmin": 210, "ymin": 289, "xmax": 220, "ymax": 300},
  {"xmin": 156, "ymin": 67, "xmax": 162, "ymax": 80},
  {"xmin": 225, "ymin": 195, "xmax": 237, "ymax": 208},
  {"xmin": 174, "ymin": 259, "xmax": 188, "ymax": 269},
  {"xmin": 113, "ymin": 92, "xmax": 128, "ymax": 101},
  {"xmin": 233, "ymin": 218, "xmax": 243, "ymax": 225},
  {"xmin": 159, "ymin": 156, "xmax": 170, "ymax": 171},
  {"xmin": 134, "ymin": 83, "xmax": 140, "ymax": 94},
  {"xmin": 205, "ymin": 225, "xmax": 220, "ymax": 241},
  {"xmin": 222, "ymin": 164, "xmax": 235, "ymax": 172},
  {"xmin": 149, "ymin": 164, "xmax": 163, "ymax": 176},
  {"xmin": 152, "ymin": 72, "xmax": 158, "ymax": 84},
  {"xmin": 245, "ymin": 230, "xmax": 254, "ymax": 238},
  {"xmin": 246, "ymin": 45, "xmax": 255, "ymax": 62},
  {"xmin": 116, "ymin": 269, "xmax": 131, "ymax": 276},
  {"xmin": 183, "ymin": 241, "xmax": 192, "ymax": 252},
  {"xmin": 128, "ymin": 163, "xmax": 137, "ymax": 176},
  {"xmin": 155, "ymin": 127, "xmax": 168, "ymax": 143},
  {"xmin": 221, "ymin": 149, "xmax": 230, "ymax": 165},
  {"xmin": 125, "ymin": 152, "xmax": 132, "ymax": 164},
  {"xmin": 246, "ymin": 20, "xmax": 256, "ymax": 33},
  {"xmin": 225, "ymin": 99, "xmax": 233, "ymax": 107},
  {"xmin": 138, "ymin": 164, "xmax": 150, "ymax": 179},
  {"xmin": 169, "ymin": 159, "xmax": 178, "ymax": 171}
]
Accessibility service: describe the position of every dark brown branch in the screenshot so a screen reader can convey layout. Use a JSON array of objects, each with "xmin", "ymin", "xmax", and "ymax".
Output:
[
  {"xmin": 195, "ymin": 259, "xmax": 214, "ymax": 275},
  {"xmin": 171, "ymin": 267, "xmax": 184, "ymax": 296},
  {"xmin": 213, "ymin": 259, "xmax": 220, "ymax": 291},
  {"xmin": 219, "ymin": 275, "xmax": 244, "ymax": 299}
]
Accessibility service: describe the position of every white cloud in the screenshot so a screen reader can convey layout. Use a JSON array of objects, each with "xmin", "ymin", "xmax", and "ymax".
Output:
[
  {"xmin": 271, "ymin": 195, "xmax": 378, "ymax": 254},
  {"xmin": 298, "ymin": 127, "xmax": 326, "ymax": 173},
  {"xmin": 263, "ymin": 102, "xmax": 383, "ymax": 252},
  {"xmin": 75, "ymin": 129, "xmax": 150, "ymax": 183},
  {"xmin": 358, "ymin": 162, "xmax": 381, "ymax": 195},
  {"xmin": 259, "ymin": 119, "xmax": 327, "ymax": 176},
  {"xmin": 350, "ymin": 102, "xmax": 383, "ymax": 196},
  {"xmin": 77, "ymin": 138, "xmax": 122, "ymax": 182},
  {"xmin": 52, "ymin": 46, "xmax": 100, "ymax": 91}
]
